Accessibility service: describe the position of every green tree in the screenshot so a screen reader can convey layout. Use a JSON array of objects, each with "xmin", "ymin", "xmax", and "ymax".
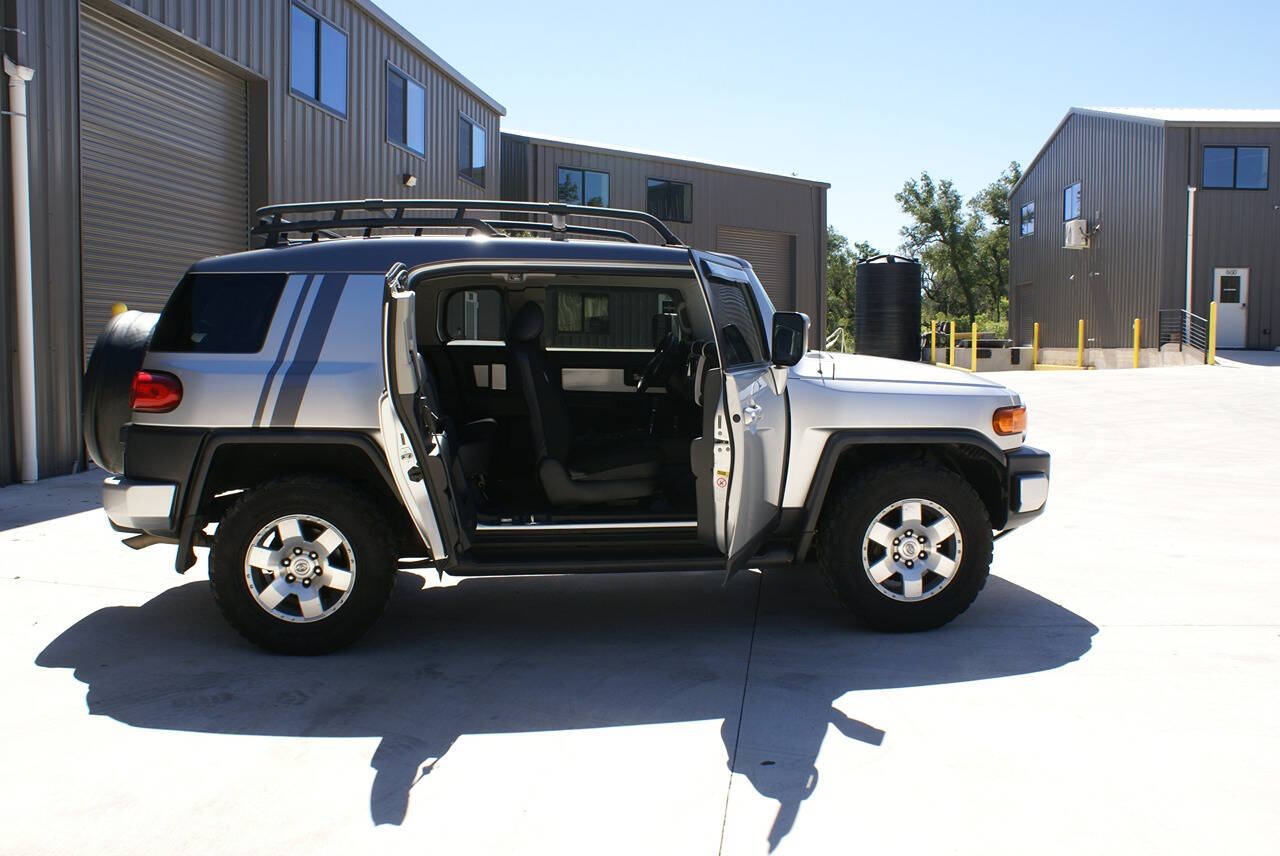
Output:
[
  {"xmin": 825, "ymin": 226, "xmax": 877, "ymax": 337},
  {"xmin": 896, "ymin": 173, "xmax": 982, "ymax": 324},
  {"xmin": 969, "ymin": 162, "xmax": 1022, "ymax": 321}
]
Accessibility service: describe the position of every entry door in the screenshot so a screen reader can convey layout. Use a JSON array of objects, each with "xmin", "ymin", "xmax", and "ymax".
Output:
[
  {"xmin": 692, "ymin": 253, "xmax": 789, "ymax": 572},
  {"xmin": 1214, "ymin": 268, "xmax": 1249, "ymax": 348}
]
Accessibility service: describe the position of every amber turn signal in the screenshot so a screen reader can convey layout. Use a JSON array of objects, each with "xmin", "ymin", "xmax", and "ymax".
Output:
[{"xmin": 992, "ymin": 405, "xmax": 1027, "ymax": 436}]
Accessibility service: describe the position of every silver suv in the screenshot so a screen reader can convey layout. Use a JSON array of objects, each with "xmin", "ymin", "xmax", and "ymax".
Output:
[{"xmin": 85, "ymin": 201, "xmax": 1050, "ymax": 653}]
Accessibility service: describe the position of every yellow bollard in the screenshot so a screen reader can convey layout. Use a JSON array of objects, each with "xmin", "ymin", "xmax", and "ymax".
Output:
[
  {"xmin": 1132, "ymin": 318, "xmax": 1141, "ymax": 368},
  {"xmin": 930, "ymin": 321, "xmax": 937, "ymax": 364},
  {"xmin": 949, "ymin": 322, "xmax": 956, "ymax": 366},
  {"xmin": 971, "ymin": 323, "xmax": 978, "ymax": 371},
  {"xmin": 1032, "ymin": 321, "xmax": 1039, "ymax": 368},
  {"xmin": 1208, "ymin": 301, "xmax": 1218, "ymax": 365},
  {"xmin": 1076, "ymin": 319, "xmax": 1085, "ymax": 368},
  {"xmin": 111, "ymin": 302, "xmax": 128, "ymax": 317}
]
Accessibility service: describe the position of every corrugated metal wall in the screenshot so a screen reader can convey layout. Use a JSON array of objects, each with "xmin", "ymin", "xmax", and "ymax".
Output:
[
  {"xmin": 0, "ymin": 0, "xmax": 503, "ymax": 484},
  {"xmin": 108, "ymin": 0, "xmax": 502, "ymax": 204},
  {"xmin": 1009, "ymin": 113, "xmax": 1167, "ymax": 347},
  {"xmin": 1163, "ymin": 125, "xmax": 1280, "ymax": 350},
  {"xmin": 507, "ymin": 134, "xmax": 828, "ymax": 335}
]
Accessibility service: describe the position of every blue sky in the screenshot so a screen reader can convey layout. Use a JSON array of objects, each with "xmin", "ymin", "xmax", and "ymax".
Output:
[{"xmin": 381, "ymin": 0, "xmax": 1280, "ymax": 252}]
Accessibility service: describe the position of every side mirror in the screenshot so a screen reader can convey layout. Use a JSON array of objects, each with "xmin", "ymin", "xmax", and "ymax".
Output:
[{"xmin": 771, "ymin": 312, "xmax": 810, "ymax": 367}]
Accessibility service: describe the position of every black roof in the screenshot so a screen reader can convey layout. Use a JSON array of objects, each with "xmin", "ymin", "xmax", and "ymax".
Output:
[{"xmin": 190, "ymin": 235, "xmax": 695, "ymax": 275}]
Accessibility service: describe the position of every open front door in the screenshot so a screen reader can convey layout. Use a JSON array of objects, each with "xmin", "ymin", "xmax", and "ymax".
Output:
[
  {"xmin": 379, "ymin": 264, "xmax": 472, "ymax": 567},
  {"xmin": 691, "ymin": 253, "xmax": 789, "ymax": 572}
]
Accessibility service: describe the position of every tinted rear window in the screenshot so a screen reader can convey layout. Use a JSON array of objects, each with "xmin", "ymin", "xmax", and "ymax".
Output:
[{"xmin": 151, "ymin": 273, "xmax": 287, "ymax": 353}]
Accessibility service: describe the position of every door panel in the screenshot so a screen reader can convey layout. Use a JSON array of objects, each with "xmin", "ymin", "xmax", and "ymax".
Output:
[
  {"xmin": 1213, "ymin": 267, "xmax": 1248, "ymax": 349},
  {"xmin": 691, "ymin": 251, "xmax": 789, "ymax": 571}
]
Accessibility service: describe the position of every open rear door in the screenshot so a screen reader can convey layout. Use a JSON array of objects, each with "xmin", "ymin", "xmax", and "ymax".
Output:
[
  {"xmin": 379, "ymin": 264, "xmax": 472, "ymax": 567},
  {"xmin": 691, "ymin": 253, "xmax": 789, "ymax": 573}
]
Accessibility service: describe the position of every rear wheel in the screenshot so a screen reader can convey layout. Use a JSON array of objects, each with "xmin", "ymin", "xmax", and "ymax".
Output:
[
  {"xmin": 209, "ymin": 477, "xmax": 395, "ymax": 654},
  {"xmin": 817, "ymin": 462, "xmax": 992, "ymax": 631}
]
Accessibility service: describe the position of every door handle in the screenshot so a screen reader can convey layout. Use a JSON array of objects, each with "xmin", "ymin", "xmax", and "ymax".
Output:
[{"xmin": 743, "ymin": 402, "xmax": 763, "ymax": 423}]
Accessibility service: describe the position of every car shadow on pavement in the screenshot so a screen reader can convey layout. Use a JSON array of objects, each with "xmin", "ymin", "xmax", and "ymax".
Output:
[{"xmin": 35, "ymin": 566, "xmax": 1095, "ymax": 850}]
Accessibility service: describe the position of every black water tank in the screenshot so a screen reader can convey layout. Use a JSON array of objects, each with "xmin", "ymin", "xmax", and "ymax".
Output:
[{"xmin": 854, "ymin": 255, "xmax": 922, "ymax": 361}]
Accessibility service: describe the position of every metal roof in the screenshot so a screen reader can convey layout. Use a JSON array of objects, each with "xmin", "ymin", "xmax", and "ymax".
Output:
[
  {"xmin": 190, "ymin": 235, "xmax": 694, "ymax": 274},
  {"xmin": 504, "ymin": 130, "xmax": 831, "ymax": 189},
  {"xmin": 355, "ymin": 0, "xmax": 505, "ymax": 116},
  {"xmin": 1076, "ymin": 106, "xmax": 1280, "ymax": 126},
  {"xmin": 1011, "ymin": 106, "xmax": 1280, "ymax": 196}
]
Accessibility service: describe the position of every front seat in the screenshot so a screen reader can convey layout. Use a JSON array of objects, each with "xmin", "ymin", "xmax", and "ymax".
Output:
[{"xmin": 507, "ymin": 301, "xmax": 662, "ymax": 506}]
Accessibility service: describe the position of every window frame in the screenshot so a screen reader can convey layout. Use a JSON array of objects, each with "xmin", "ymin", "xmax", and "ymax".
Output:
[
  {"xmin": 1062, "ymin": 182, "xmax": 1081, "ymax": 222},
  {"xmin": 288, "ymin": 1, "xmax": 348, "ymax": 119},
  {"xmin": 556, "ymin": 166, "xmax": 611, "ymax": 207},
  {"xmin": 457, "ymin": 113, "xmax": 487, "ymax": 188},
  {"xmin": 385, "ymin": 62, "xmax": 426, "ymax": 156},
  {"xmin": 1202, "ymin": 145, "xmax": 1270, "ymax": 190},
  {"xmin": 646, "ymin": 177, "xmax": 693, "ymax": 223},
  {"xmin": 1019, "ymin": 201, "xmax": 1035, "ymax": 237}
]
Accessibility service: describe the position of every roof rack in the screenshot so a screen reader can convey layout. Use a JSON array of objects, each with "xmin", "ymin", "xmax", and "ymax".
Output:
[{"xmin": 251, "ymin": 199, "xmax": 683, "ymax": 247}]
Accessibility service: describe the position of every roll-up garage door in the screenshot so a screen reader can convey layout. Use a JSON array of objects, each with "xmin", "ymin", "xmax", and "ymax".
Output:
[
  {"xmin": 717, "ymin": 226, "xmax": 796, "ymax": 310},
  {"xmin": 79, "ymin": 5, "xmax": 249, "ymax": 362}
]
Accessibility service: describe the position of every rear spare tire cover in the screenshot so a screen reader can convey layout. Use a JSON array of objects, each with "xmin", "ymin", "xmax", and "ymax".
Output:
[{"xmin": 82, "ymin": 310, "xmax": 159, "ymax": 474}]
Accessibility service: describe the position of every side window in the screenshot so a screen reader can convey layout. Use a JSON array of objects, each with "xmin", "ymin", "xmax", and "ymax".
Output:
[
  {"xmin": 548, "ymin": 286, "xmax": 682, "ymax": 349},
  {"xmin": 442, "ymin": 288, "xmax": 504, "ymax": 342},
  {"xmin": 557, "ymin": 167, "xmax": 610, "ymax": 206},
  {"xmin": 646, "ymin": 178, "xmax": 693, "ymax": 222},
  {"xmin": 151, "ymin": 273, "xmax": 288, "ymax": 353},
  {"xmin": 457, "ymin": 115, "xmax": 487, "ymax": 186},
  {"xmin": 1019, "ymin": 202, "xmax": 1035, "ymax": 236},
  {"xmin": 289, "ymin": 3, "xmax": 347, "ymax": 116},
  {"xmin": 387, "ymin": 64, "xmax": 426, "ymax": 155},
  {"xmin": 710, "ymin": 281, "xmax": 767, "ymax": 369},
  {"xmin": 1063, "ymin": 182, "xmax": 1081, "ymax": 221}
]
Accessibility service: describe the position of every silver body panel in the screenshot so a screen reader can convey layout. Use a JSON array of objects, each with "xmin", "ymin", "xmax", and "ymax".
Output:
[
  {"xmin": 137, "ymin": 273, "xmax": 385, "ymax": 432},
  {"xmin": 781, "ymin": 352, "xmax": 1023, "ymax": 509},
  {"xmin": 102, "ymin": 476, "xmax": 176, "ymax": 532}
]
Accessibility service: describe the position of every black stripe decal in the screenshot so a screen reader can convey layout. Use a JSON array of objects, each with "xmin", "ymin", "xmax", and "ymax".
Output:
[
  {"xmin": 252, "ymin": 274, "xmax": 316, "ymax": 427},
  {"xmin": 269, "ymin": 273, "xmax": 348, "ymax": 427}
]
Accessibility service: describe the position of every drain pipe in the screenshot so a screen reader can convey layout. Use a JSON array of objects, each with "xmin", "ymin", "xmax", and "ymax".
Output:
[
  {"xmin": 5, "ymin": 56, "xmax": 38, "ymax": 483},
  {"xmin": 1184, "ymin": 185, "xmax": 1197, "ymax": 318}
]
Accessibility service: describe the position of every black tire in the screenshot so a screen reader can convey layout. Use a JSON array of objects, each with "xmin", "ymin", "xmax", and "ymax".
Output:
[
  {"xmin": 209, "ymin": 476, "xmax": 396, "ymax": 654},
  {"xmin": 82, "ymin": 310, "xmax": 159, "ymax": 473},
  {"xmin": 817, "ymin": 461, "xmax": 992, "ymax": 632}
]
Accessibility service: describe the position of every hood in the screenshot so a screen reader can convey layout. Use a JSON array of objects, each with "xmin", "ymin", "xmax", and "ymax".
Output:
[{"xmin": 792, "ymin": 351, "xmax": 1009, "ymax": 389}]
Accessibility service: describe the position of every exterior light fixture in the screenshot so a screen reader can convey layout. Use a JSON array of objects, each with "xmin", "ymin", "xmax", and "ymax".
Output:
[{"xmin": 403, "ymin": 173, "xmax": 418, "ymax": 188}]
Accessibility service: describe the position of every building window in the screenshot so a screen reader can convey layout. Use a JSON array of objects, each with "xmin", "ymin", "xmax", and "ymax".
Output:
[
  {"xmin": 556, "ymin": 292, "xmax": 610, "ymax": 334},
  {"xmin": 457, "ymin": 115, "xmax": 486, "ymax": 186},
  {"xmin": 1204, "ymin": 146, "xmax": 1269, "ymax": 189},
  {"xmin": 646, "ymin": 178, "xmax": 692, "ymax": 222},
  {"xmin": 289, "ymin": 3, "xmax": 347, "ymax": 116},
  {"xmin": 557, "ymin": 168, "xmax": 610, "ymax": 207},
  {"xmin": 386, "ymin": 65, "xmax": 425, "ymax": 155},
  {"xmin": 1020, "ymin": 202, "xmax": 1035, "ymax": 237},
  {"xmin": 1063, "ymin": 182, "xmax": 1081, "ymax": 221}
]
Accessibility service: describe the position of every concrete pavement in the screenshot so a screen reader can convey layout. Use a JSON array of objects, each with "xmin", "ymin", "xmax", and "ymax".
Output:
[{"xmin": 1, "ymin": 360, "xmax": 1277, "ymax": 854}]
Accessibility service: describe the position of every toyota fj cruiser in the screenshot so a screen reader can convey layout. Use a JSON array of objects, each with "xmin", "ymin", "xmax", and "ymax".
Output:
[{"xmin": 85, "ymin": 200, "xmax": 1050, "ymax": 654}]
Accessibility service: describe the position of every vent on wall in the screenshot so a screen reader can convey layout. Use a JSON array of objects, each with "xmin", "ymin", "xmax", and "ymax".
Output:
[{"xmin": 1064, "ymin": 219, "xmax": 1089, "ymax": 250}]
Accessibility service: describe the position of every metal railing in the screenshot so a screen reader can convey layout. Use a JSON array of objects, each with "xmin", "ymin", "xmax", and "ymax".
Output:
[{"xmin": 1158, "ymin": 309, "xmax": 1209, "ymax": 361}]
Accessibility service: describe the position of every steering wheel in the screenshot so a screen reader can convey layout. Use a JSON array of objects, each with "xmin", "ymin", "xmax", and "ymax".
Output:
[{"xmin": 636, "ymin": 333, "xmax": 679, "ymax": 393}]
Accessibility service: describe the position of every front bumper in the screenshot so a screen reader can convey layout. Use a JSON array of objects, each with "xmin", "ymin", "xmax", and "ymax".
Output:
[
  {"xmin": 1002, "ymin": 445, "xmax": 1050, "ymax": 530},
  {"xmin": 102, "ymin": 476, "xmax": 177, "ymax": 534}
]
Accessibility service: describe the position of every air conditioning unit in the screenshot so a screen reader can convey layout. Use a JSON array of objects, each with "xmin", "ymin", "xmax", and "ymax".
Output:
[{"xmin": 1064, "ymin": 218, "xmax": 1089, "ymax": 250}]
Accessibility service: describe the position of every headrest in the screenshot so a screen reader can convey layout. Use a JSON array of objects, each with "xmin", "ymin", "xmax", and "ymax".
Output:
[{"xmin": 508, "ymin": 301, "xmax": 544, "ymax": 342}]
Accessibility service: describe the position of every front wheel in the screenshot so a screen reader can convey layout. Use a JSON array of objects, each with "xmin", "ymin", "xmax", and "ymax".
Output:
[
  {"xmin": 209, "ymin": 477, "xmax": 395, "ymax": 654},
  {"xmin": 817, "ymin": 462, "xmax": 993, "ymax": 631}
]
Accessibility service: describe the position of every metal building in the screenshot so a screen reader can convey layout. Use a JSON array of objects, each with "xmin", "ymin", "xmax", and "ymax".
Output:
[
  {"xmin": 501, "ymin": 131, "xmax": 830, "ymax": 334},
  {"xmin": 1, "ymin": 0, "xmax": 829, "ymax": 486},
  {"xmin": 1010, "ymin": 107, "xmax": 1280, "ymax": 352},
  {"xmin": 0, "ymin": 0, "xmax": 506, "ymax": 485}
]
